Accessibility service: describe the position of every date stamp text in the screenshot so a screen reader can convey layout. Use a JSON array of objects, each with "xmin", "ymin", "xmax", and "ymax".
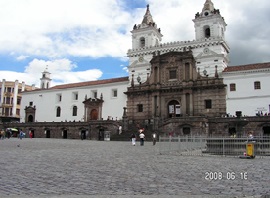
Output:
[{"xmin": 204, "ymin": 171, "xmax": 248, "ymax": 181}]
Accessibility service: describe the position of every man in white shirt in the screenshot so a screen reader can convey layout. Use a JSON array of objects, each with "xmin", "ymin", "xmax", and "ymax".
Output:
[{"xmin": 139, "ymin": 131, "xmax": 145, "ymax": 146}]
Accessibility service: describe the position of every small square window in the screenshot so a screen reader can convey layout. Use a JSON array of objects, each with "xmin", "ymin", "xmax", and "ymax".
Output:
[
  {"xmin": 57, "ymin": 94, "xmax": 62, "ymax": 102},
  {"xmin": 17, "ymin": 98, "xmax": 21, "ymax": 105},
  {"xmin": 230, "ymin": 83, "xmax": 236, "ymax": 91},
  {"xmin": 112, "ymin": 89, "xmax": 117, "ymax": 98},
  {"xmin": 92, "ymin": 90, "xmax": 97, "ymax": 98},
  {"xmin": 254, "ymin": 81, "xmax": 261, "ymax": 90},
  {"xmin": 138, "ymin": 104, "xmax": 143, "ymax": 112},
  {"xmin": 169, "ymin": 70, "xmax": 177, "ymax": 79},
  {"xmin": 205, "ymin": 100, "xmax": 212, "ymax": 109},
  {"xmin": 72, "ymin": 92, "xmax": 78, "ymax": 100}
]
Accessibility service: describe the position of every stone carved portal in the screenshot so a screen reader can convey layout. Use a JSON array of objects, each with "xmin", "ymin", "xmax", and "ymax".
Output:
[
  {"xmin": 83, "ymin": 97, "xmax": 103, "ymax": 121},
  {"xmin": 24, "ymin": 106, "xmax": 36, "ymax": 122}
]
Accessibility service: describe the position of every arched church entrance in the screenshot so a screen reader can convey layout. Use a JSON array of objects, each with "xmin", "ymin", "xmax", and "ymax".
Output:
[
  {"xmin": 183, "ymin": 127, "xmax": 191, "ymax": 136},
  {"xmin": 168, "ymin": 100, "xmax": 181, "ymax": 118},
  {"xmin": 63, "ymin": 130, "xmax": 68, "ymax": 139},
  {"xmin": 263, "ymin": 126, "xmax": 270, "ymax": 136},
  {"xmin": 90, "ymin": 109, "xmax": 98, "ymax": 120},
  {"xmin": 45, "ymin": 130, "xmax": 50, "ymax": 138},
  {"xmin": 228, "ymin": 127, "xmax": 236, "ymax": 136},
  {"xmin": 99, "ymin": 128, "xmax": 104, "ymax": 141}
]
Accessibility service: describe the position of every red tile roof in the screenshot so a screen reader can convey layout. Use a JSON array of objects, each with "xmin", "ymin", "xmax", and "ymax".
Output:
[
  {"xmin": 51, "ymin": 76, "xmax": 129, "ymax": 89},
  {"xmin": 223, "ymin": 62, "xmax": 270, "ymax": 72},
  {"xmin": 23, "ymin": 77, "xmax": 129, "ymax": 93}
]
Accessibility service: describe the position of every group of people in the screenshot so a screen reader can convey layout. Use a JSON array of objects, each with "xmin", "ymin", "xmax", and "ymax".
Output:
[
  {"xmin": 0, "ymin": 129, "xmax": 14, "ymax": 139},
  {"xmin": 0, "ymin": 129, "xmax": 33, "ymax": 140},
  {"xmin": 130, "ymin": 128, "xmax": 157, "ymax": 146}
]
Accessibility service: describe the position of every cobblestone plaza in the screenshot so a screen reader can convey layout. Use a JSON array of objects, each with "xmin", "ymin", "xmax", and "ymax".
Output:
[{"xmin": 0, "ymin": 138, "xmax": 269, "ymax": 198}]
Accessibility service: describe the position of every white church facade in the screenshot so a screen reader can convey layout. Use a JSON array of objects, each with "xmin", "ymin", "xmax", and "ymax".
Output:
[
  {"xmin": 19, "ymin": 0, "xmax": 270, "ymax": 124},
  {"xmin": 20, "ymin": 69, "xmax": 128, "ymax": 122}
]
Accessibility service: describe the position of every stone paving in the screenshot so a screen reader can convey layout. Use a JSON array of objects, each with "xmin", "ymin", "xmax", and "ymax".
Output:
[{"xmin": 0, "ymin": 138, "xmax": 269, "ymax": 198}]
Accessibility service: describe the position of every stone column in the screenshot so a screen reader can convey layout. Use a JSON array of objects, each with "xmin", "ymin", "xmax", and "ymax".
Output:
[
  {"xmin": 12, "ymin": 80, "xmax": 19, "ymax": 117},
  {"xmin": 189, "ymin": 93, "xmax": 193, "ymax": 116},
  {"xmin": 122, "ymin": 107, "xmax": 128, "ymax": 131}
]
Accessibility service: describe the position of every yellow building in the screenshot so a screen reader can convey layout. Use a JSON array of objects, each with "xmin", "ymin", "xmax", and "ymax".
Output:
[{"xmin": 0, "ymin": 79, "xmax": 34, "ymax": 122}]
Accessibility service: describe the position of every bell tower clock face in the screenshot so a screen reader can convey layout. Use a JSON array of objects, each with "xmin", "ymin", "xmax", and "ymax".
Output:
[
  {"xmin": 138, "ymin": 56, "xmax": 144, "ymax": 62},
  {"xmin": 203, "ymin": 48, "xmax": 209, "ymax": 54}
]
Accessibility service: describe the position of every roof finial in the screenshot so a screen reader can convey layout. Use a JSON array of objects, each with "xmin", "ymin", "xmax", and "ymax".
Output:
[
  {"xmin": 142, "ymin": 4, "xmax": 154, "ymax": 25},
  {"xmin": 202, "ymin": 0, "xmax": 215, "ymax": 12},
  {"xmin": 44, "ymin": 65, "xmax": 49, "ymax": 72}
]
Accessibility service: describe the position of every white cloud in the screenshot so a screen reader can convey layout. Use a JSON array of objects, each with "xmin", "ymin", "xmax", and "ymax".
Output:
[
  {"xmin": 0, "ymin": 0, "xmax": 270, "ymax": 85},
  {"xmin": 16, "ymin": 55, "xmax": 29, "ymax": 61},
  {"xmin": 0, "ymin": 0, "xmax": 269, "ymax": 60},
  {"xmin": 0, "ymin": 0, "xmax": 132, "ymax": 58},
  {"xmin": 121, "ymin": 64, "xmax": 129, "ymax": 73},
  {"xmin": 0, "ymin": 58, "xmax": 102, "ymax": 87},
  {"xmin": 146, "ymin": 0, "xmax": 270, "ymax": 65},
  {"xmin": 1, "ymin": 0, "xmax": 269, "ymax": 61},
  {"xmin": 0, "ymin": 71, "xmax": 31, "ymax": 84}
]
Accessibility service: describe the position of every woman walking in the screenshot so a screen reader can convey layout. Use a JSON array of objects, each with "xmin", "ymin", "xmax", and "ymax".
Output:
[{"xmin": 130, "ymin": 133, "xmax": 136, "ymax": 146}]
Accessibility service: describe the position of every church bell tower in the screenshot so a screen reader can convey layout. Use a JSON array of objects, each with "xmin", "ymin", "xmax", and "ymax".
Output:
[
  {"xmin": 131, "ymin": 5, "xmax": 162, "ymax": 50},
  {"xmin": 40, "ymin": 66, "xmax": 51, "ymax": 89},
  {"xmin": 127, "ymin": 5, "xmax": 163, "ymax": 85},
  {"xmin": 192, "ymin": 0, "xmax": 230, "ymax": 76},
  {"xmin": 193, "ymin": 0, "xmax": 227, "ymax": 40}
]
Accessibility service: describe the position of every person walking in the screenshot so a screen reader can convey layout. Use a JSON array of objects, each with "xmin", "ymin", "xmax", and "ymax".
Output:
[
  {"xmin": 130, "ymin": 133, "xmax": 136, "ymax": 146},
  {"xmin": 0, "ymin": 129, "xmax": 3, "ymax": 140},
  {"xmin": 139, "ymin": 131, "xmax": 145, "ymax": 146},
  {"xmin": 29, "ymin": 131, "xmax": 33, "ymax": 139},
  {"xmin": 19, "ymin": 130, "xmax": 24, "ymax": 140},
  {"xmin": 6, "ymin": 129, "xmax": 11, "ymax": 139},
  {"xmin": 152, "ymin": 132, "xmax": 157, "ymax": 145},
  {"xmin": 81, "ymin": 132, "xmax": 84, "ymax": 140},
  {"xmin": 118, "ymin": 125, "xmax": 122, "ymax": 135}
]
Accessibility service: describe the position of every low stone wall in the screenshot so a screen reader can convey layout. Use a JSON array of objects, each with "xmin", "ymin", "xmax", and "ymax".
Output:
[
  {"xmin": 3, "ymin": 121, "xmax": 121, "ymax": 140},
  {"xmin": 2, "ymin": 116, "xmax": 270, "ymax": 141},
  {"xmin": 208, "ymin": 116, "xmax": 270, "ymax": 136}
]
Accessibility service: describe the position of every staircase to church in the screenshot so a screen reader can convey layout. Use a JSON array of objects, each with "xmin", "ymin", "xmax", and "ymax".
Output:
[{"xmin": 110, "ymin": 122, "xmax": 154, "ymax": 141}]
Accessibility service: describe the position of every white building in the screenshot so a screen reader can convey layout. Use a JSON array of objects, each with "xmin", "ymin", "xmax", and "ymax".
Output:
[
  {"xmin": 20, "ymin": 71, "xmax": 128, "ymax": 122},
  {"xmin": 222, "ymin": 62, "xmax": 270, "ymax": 117}
]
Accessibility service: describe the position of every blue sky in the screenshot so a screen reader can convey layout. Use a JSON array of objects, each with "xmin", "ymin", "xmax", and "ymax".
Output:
[{"xmin": 0, "ymin": 0, "xmax": 270, "ymax": 87}]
